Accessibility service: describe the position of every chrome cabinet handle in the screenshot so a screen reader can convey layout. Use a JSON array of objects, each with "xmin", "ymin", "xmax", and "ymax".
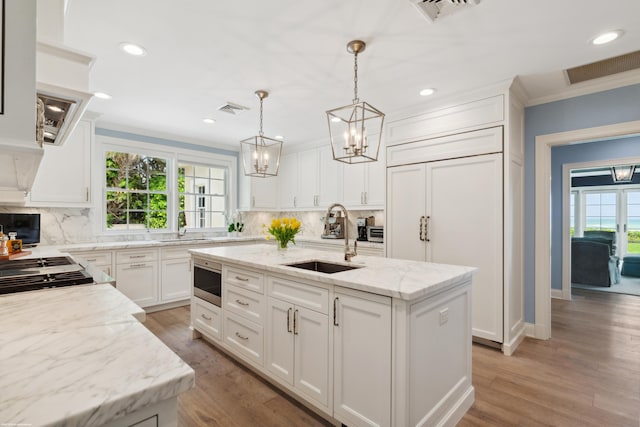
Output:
[
  {"xmin": 294, "ymin": 309, "xmax": 299, "ymax": 335},
  {"xmin": 235, "ymin": 332, "xmax": 249, "ymax": 340},
  {"xmin": 252, "ymin": 196, "xmax": 256, "ymax": 207},
  {"xmin": 201, "ymin": 313, "xmax": 212, "ymax": 321},
  {"xmin": 129, "ymin": 263, "xmax": 147, "ymax": 268},
  {"xmin": 425, "ymin": 216, "xmax": 431, "ymax": 242},
  {"xmin": 419, "ymin": 216, "xmax": 425, "ymax": 241},
  {"xmin": 129, "ymin": 255, "xmax": 146, "ymax": 259},
  {"xmin": 333, "ymin": 297, "xmax": 339, "ymax": 326},
  {"xmin": 235, "ymin": 299, "xmax": 249, "ymax": 306},
  {"xmin": 86, "ymin": 258, "xmax": 97, "ymax": 262},
  {"xmin": 235, "ymin": 276, "xmax": 249, "ymax": 282},
  {"xmin": 287, "ymin": 307, "xmax": 293, "ymax": 333},
  {"xmin": 293, "ymin": 196, "xmax": 297, "ymax": 207},
  {"xmin": 364, "ymin": 192, "xmax": 368, "ymax": 204}
]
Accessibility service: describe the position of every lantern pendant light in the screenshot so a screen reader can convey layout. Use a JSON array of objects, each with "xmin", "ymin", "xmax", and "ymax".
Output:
[
  {"xmin": 240, "ymin": 90, "xmax": 283, "ymax": 177},
  {"xmin": 611, "ymin": 165, "xmax": 636, "ymax": 183},
  {"xmin": 326, "ymin": 40, "xmax": 384, "ymax": 164}
]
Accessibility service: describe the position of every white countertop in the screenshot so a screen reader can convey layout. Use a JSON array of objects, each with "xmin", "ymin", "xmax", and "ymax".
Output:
[
  {"xmin": 191, "ymin": 244, "xmax": 475, "ymax": 301},
  {"xmin": 0, "ymin": 284, "xmax": 194, "ymax": 427}
]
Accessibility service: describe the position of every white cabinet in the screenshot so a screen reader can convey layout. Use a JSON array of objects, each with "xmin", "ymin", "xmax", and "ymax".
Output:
[
  {"xmin": 279, "ymin": 150, "xmax": 323, "ymax": 209},
  {"xmin": 387, "ymin": 151, "xmax": 503, "ymax": 342},
  {"xmin": 70, "ymin": 250, "xmax": 113, "ymax": 276},
  {"xmin": 317, "ymin": 145, "xmax": 341, "ymax": 207},
  {"xmin": 192, "ymin": 297, "xmax": 222, "ymax": 341},
  {"xmin": 28, "ymin": 119, "xmax": 92, "ymax": 206},
  {"xmin": 340, "ymin": 144, "xmax": 385, "ymax": 209},
  {"xmin": 333, "ymin": 287, "xmax": 391, "ymax": 427},
  {"xmin": 160, "ymin": 246, "xmax": 193, "ymax": 303},
  {"xmin": 266, "ymin": 276, "xmax": 329, "ymax": 408},
  {"xmin": 115, "ymin": 249, "xmax": 159, "ymax": 308},
  {"xmin": 241, "ymin": 176, "xmax": 278, "ymax": 210},
  {"xmin": 278, "ymin": 153, "xmax": 298, "ymax": 209}
]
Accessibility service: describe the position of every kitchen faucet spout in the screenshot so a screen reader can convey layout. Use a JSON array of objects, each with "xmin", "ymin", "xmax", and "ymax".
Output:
[{"xmin": 324, "ymin": 203, "xmax": 357, "ymax": 262}]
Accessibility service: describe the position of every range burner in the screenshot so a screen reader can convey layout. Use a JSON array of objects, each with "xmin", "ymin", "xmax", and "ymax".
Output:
[
  {"xmin": 0, "ymin": 256, "xmax": 95, "ymax": 295},
  {"xmin": 0, "ymin": 256, "xmax": 75, "ymax": 271}
]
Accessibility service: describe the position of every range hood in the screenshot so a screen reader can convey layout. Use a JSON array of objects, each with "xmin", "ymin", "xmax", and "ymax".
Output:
[{"xmin": 36, "ymin": 41, "xmax": 95, "ymax": 146}]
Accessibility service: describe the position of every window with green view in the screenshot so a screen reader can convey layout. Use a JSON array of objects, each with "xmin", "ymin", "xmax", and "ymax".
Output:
[
  {"xmin": 105, "ymin": 152, "xmax": 168, "ymax": 230},
  {"xmin": 178, "ymin": 163, "xmax": 227, "ymax": 229}
]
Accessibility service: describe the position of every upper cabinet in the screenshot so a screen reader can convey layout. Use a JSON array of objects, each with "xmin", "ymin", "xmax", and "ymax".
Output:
[
  {"xmin": 27, "ymin": 119, "xmax": 93, "ymax": 207},
  {"xmin": 340, "ymin": 143, "xmax": 385, "ymax": 209}
]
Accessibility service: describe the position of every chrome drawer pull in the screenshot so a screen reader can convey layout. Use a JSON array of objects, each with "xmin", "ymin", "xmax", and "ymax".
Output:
[
  {"xmin": 235, "ymin": 332, "xmax": 249, "ymax": 340},
  {"xmin": 130, "ymin": 255, "xmax": 146, "ymax": 259},
  {"xmin": 235, "ymin": 276, "xmax": 249, "ymax": 282},
  {"xmin": 287, "ymin": 307, "xmax": 293, "ymax": 333},
  {"xmin": 333, "ymin": 297, "xmax": 339, "ymax": 326},
  {"xmin": 294, "ymin": 309, "xmax": 299, "ymax": 335},
  {"xmin": 235, "ymin": 299, "xmax": 249, "ymax": 306},
  {"xmin": 129, "ymin": 263, "xmax": 147, "ymax": 268},
  {"xmin": 201, "ymin": 313, "xmax": 212, "ymax": 321}
]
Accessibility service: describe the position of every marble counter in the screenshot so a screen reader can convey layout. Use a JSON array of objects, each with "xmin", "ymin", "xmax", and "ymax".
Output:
[
  {"xmin": 190, "ymin": 243, "xmax": 475, "ymax": 301},
  {"xmin": 0, "ymin": 284, "xmax": 194, "ymax": 426},
  {"xmin": 58, "ymin": 235, "xmax": 259, "ymax": 252}
]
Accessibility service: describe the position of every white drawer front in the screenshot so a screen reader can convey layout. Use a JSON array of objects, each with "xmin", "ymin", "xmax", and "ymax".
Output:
[
  {"xmin": 268, "ymin": 276, "xmax": 329, "ymax": 315},
  {"xmin": 161, "ymin": 246, "xmax": 191, "ymax": 260},
  {"xmin": 116, "ymin": 249, "xmax": 158, "ymax": 264},
  {"xmin": 224, "ymin": 266, "xmax": 264, "ymax": 294},
  {"xmin": 224, "ymin": 312, "xmax": 264, "ymax": 366},
  {"xmin": 224, "ymin": 283, "xmax": 266, "ymax": 325},
  {"xmin": 193, "ymin": 297, "xmax": 222, "ymax": 341},
  {"xmin": 71, "ymin": 251, "xmax": 112, "ymax": 265}
]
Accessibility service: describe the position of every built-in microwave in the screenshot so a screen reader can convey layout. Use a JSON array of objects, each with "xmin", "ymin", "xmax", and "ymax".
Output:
[
  {"xmin": 193, "ymin": 258, "xmax": 222, "ymax": 307},
  {"xmin": 367, "ymin": 226, "xmax": 384, "ymax": 243}
]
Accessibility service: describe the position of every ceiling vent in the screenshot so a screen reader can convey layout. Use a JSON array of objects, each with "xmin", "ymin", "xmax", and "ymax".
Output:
[
  {"xmin": 410, "ymin": 0, "xmax": 481, "ymax": 23},
  {"xmin": 566, "ymin": 50, "xmax": 640, "ymax": 84},
  {"xmin": 217, "ymin": 102, "xmax": 249, "ymax": 115}
]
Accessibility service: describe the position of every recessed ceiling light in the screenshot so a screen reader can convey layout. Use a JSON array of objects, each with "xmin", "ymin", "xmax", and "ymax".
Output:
[
  {"xmin": 47, "ymin": 105, "xmax": 64, "ymax": 113},
  {"xmin": 275, "ymin": 135, "xmax": 284, "ymax": 140},
  {"xmin": 420, "ymin": 88, "xmax": 436, "ymax": 96},
  {"xmin": 202, "ymin": 118, "xmax": 216, "ymax": 124},
  {"xmin": 592, "ymin": 30, "xmax": 624, "ymax": 45},
  {"xmin": 119, "ymin": 42, "xmax": 147, "ymax": 56},
  {"xmin": 94, "ymin": 92, "xmax": 112, "ymax": 100},
  {"xmin": 331, "ymin": 117, "xmax": 341, "ymax": 123}
]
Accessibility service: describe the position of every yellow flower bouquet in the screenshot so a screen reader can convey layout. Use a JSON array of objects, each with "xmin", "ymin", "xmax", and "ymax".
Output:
[{"xmin": 265, "ymin": 217, "xmax": 301, "ymax": 249}]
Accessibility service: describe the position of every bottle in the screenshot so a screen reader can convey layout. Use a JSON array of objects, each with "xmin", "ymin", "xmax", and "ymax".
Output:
[
  {"xmin": 7, "ymin": 232, "xmax": 21, "ymax": 254},
  {"xmin": 0, "ymin": 235, "xmax": 8, "ymax": 257}
]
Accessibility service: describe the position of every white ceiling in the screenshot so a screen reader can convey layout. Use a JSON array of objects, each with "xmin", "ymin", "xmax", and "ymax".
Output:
[{"xmin": 59, "ymin": 0, "xmax": 640, "ymax": 149}]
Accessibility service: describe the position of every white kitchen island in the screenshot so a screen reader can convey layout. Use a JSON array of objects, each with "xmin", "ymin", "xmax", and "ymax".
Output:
[
  {"xmin": 190, "ymin": 243, "xmax": 475, "ymax": 427},
  {"xmin": 0, "ymin": 284, "xmax": 194, "ymax": 427}
]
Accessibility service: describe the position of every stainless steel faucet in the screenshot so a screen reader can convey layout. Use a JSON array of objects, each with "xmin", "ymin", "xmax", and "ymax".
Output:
[
  {"xmin": 324, "ymin": 203, "xmax": 357, "ymax": 261},
  {"xmin": 177, "ymin": 211, "xmax": 187, "ymax": 238}
]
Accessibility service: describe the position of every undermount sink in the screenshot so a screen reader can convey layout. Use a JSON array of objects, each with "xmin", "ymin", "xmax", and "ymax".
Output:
[
  {"xmin": 284, "ymin": 260, "xmax": 362, "ymax": 274},
  {"xmin": 157, "ymin": 238, "xmax": 212, "ymax": 243}
]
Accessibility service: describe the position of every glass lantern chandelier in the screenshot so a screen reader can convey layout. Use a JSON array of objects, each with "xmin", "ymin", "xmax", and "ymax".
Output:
[
  {"xmin": 240, "ymin": 90, "xmax": 283, "ymax": 178},
  {"xmin": 611, "ymin": 165, "xmax": 636, "ymax": 183},
  {"xmin": 326, "ymin": 40, "xmax": 384, "ymax": 164}
]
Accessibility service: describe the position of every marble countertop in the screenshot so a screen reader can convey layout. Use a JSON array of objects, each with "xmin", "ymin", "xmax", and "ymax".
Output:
[
  {"xmin": 0, "ymin": 284, "xmax": 194, "ymax": 427},
  {"xmin": 191, "ymin": 244, "xmax": 475, "ymax": 301}
]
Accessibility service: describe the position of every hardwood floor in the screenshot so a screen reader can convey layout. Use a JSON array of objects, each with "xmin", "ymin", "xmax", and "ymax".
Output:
[{"xmin": 145, "ymin": 289, "xmax": 640, "ymax": 427}]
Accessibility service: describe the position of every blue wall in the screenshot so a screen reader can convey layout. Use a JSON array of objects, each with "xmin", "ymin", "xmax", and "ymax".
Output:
[
  {"xmin": 524, "ymin": 83, "xmax": 640, "ymax": 322},
  {"xmin": 550, "ymin": 137, "xmax": 640, "ymax": 290}
]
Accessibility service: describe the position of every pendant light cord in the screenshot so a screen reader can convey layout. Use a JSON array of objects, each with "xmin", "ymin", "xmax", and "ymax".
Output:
[
  {"xmin": 259, "ymin": 96, "xmax": 264, "ymax": 137},
  {"xmin": 353, "ymin": 51, "xmax": 359, "ymax": 104}
]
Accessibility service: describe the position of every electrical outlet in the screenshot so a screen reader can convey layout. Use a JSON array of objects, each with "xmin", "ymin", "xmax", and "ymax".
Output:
[{"xmin": 439, "ymin": 308, "xmax": 449, "ymax": 325}]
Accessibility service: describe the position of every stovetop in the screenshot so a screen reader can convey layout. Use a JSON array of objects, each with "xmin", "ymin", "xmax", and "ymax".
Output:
[{"xmin": 0, "ymin": 256, "xmax": 95, "ymax": 295}]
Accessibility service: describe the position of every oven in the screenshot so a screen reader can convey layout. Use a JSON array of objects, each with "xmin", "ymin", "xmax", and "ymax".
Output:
[{"xmin": 193, "ymin": 258, "xmax": 222, "ymax": 307}]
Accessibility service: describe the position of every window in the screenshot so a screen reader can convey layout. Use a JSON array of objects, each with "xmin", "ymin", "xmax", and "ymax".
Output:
[
  {"xmin": 178, "ymin": 163, "xmax": 227, "ymax": 229},
  {"xmin": 627, "ymin": 191, "xmax": 640, "ymax": 254},
  {"xmin": 584, "ymin": 192, "xmax": 616, "ymax": 231},
  {"xmin": 570, "ymin": 192, "xmax": 576, "ymax": 236},
  {"xmin": 105, "ymin": 152, "xmax": 168, "ymax": 230}
]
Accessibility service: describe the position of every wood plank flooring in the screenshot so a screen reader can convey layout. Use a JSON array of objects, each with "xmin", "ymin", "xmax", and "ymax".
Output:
[{"xmin": 144, "ymin": 289, "xmax": 640, "ymax": 427}]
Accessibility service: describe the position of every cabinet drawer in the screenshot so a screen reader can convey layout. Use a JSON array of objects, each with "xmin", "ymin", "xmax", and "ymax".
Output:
[
  {"xmin": 224, "ymin": 266, "xmax": 264, "ymax": 294},
  {"xmin": 224, "ymin": 283, "xmax": 266, "ymax": 325},
  {"xmin": 161, "ymin": 246, "xmax": 191, "ymax": 260},
  {"xmin": 268, "ymin": 276, "xmax": 329, "ymax": 315},
  {"xmin": 117, "ymin": 249, "xmax": 158, "ymax": 264},
  {"xmin": 193, "ymin": 297, "xmax": 222, "ymax": 341},
  {"xmin": 71, "ymin": 251, "xmax": 112, "ymax": 265},
  {"xmin": 223, "ymin": 312, "xmax": 264, "ymax": 366}
]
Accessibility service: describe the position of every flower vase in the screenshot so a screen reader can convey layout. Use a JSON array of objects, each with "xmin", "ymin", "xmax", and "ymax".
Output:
[{"xmin": 277, "ymin": 241, "xmax": 288, "ymax": 251}]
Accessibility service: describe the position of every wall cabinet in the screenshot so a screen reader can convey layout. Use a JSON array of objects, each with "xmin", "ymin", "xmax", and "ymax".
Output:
[
  {"xmin": 278, "ymin": 153, "xmax": 298, "ymax": 209},
  {"xmin": 240, "ymin": 176, "xmax": 278, "ymax": 210},
  {"xmin": 317, "ymin": 145, "xmax": 341, "ymax": 207},
  {"xmin": 340, "ymin": 144, "xmax": 385, "ymax": 209},
  {"xmin": 28, "ymin": 119, "xmax": 93, "ymax": 206},
  {"xmin": 266, "ymin": 277, "xmax": 329, "ymax": 408},
  {"xmin": 333, "ymin": 287, "xmax": 391, "ymax": 427}
]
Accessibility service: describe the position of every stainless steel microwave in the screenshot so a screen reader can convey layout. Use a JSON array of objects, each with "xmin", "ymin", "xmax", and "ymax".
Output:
[{"xmin": 366, "ymin": 226, "xmax": 384, "ymax": 243}]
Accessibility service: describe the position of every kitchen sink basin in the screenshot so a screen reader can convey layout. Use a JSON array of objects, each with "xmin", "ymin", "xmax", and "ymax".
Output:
[
  {"xmin": 284, "ymin": 260, "xmax": 362, "ymax": 274},
  {"xmin": 157, "ymin": 238, "xmax": 213, "ymax": 243}
]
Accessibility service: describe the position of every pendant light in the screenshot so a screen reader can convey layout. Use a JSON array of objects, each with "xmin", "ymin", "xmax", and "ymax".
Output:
[
  {"xmin": 611, "ymin": 165, "xmax": 636, "ymax": 183},
  {"xmin": 240, "ymin": 90, "xmax": 283, "ymax": 178},
  {"xmin": 326, "ymin": 40, "xmax": 384, "ymax": 164}
]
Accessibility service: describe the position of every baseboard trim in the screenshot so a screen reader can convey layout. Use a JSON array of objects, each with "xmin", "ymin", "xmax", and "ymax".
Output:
[
  {"xmin": 144, "ymin": 299, "xmax": 190, "ymax": 313},
  {"xmin": 551, "ymin": 288, "xmax": 571, "ymax": 300},
  {"xmin": 502, "ymin": 323, "xmax": 527, "ymax": 356},
  {"xmin": 524, "ymin": 322, "xmax": 551, "ymax": 340}
]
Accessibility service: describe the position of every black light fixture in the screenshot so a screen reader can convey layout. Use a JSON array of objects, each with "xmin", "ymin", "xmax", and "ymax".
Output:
[{"xmin": 611, "ymin": 165, "xmax": 636, "ymax": 183}]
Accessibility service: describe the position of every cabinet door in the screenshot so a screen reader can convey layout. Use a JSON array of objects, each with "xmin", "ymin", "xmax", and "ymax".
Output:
[
  {"xmin": 341, "ymin": 162, "xmax": 366, "ymax": 207},
  {"xmin": 364, "ymin": 144, "xmax": 385, "ymax": 207},
  {"xmin": 297, "ymin": 149, "xmax": 319, "ymax": 207},
  {"xmin": 28, "ymin": 119, "xmax": 92, "ymax": 206},
  {"xmin": 251, "ymin": 177, "xmax": 278, "ymax": 209},
  {"xmin": 278, "ymin": 153, "xmax": 298, "ymax": 209},
  {"xmin": 318, "ymin": 145, "xmax": 341, "ymax": 207},
  {"xmin": 386, "ymin": 164, "xmax": 426, "ymax": 261},
  {"xmin": 294, "ymin": 306, "xmax": 329, "ymax": 407},
  {"xmin": 334, "ymin": 289, "xmax": 391, "ymax": 427},
  {"xmin": 160, "ymin": 258, "xmax": 191, "ymax": 302},
  {"xmin": 266, "ymin": 297, "xmax": 294, "ymax": 384},
  {"xmin": 426, "ymin": 153, "xmax": 503, "ymax": 342},
  {"xmin": 115, "ymin": 262, "xmax": 158, "ymax": 308}
]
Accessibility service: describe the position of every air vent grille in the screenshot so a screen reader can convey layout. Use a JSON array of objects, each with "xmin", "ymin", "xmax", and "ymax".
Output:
[
  {"xmin": 566, "ymin": 50, "xmax": 640, "ymax": 84},
  {"xmin": 410, "ymin": 0, "xmax": 481, "ymax": 23},
  {"xmin": 217, "ymin": 102, "xmax": 249, "ymax": 115}
]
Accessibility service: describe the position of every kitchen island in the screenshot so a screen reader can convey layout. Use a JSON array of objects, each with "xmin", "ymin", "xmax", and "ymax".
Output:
[
  {"xmin": 190, "ymin": 243, "xmax": 475, "ymax": 427},
  {"xmin": 0, "ymin": 284, "xmax": 194, "ymax": 427}
]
